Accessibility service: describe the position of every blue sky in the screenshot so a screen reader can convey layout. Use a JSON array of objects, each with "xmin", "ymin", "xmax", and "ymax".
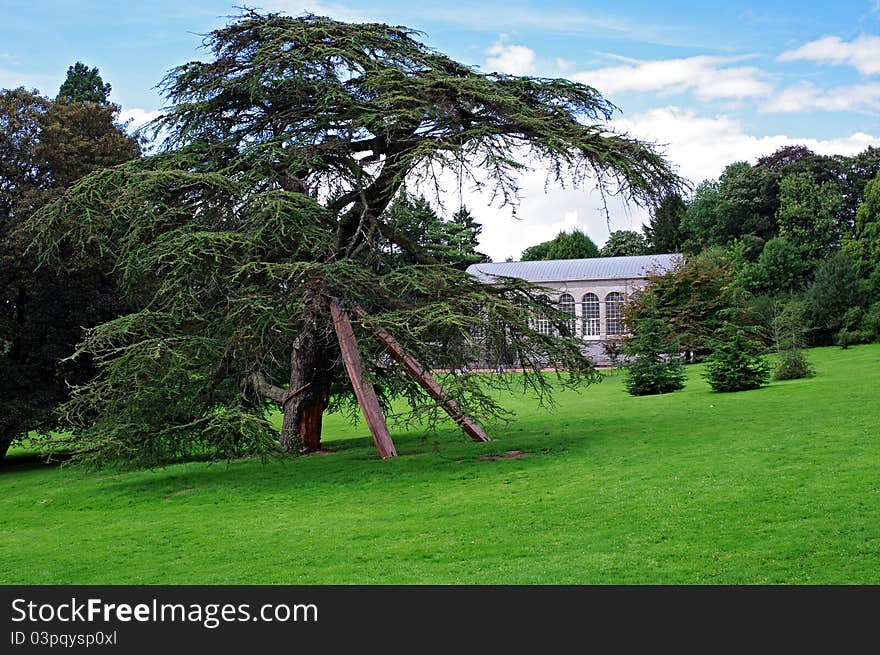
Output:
[{"xmin": 3, "ymin": 1, "xmax": 880, "ymax": 259}]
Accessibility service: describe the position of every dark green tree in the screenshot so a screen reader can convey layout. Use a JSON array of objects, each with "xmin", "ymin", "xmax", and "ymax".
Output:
[
  {"xmin": 600, "ymin": 230, "xmax": 648, "ymax": 257},
  {"xmin": 737, "ymin": 236, "xmax": 811, "ymax": 296},
  {"xmin": 0, "ymin": 81, "xmax": 139, "ymax": 460},
  {"xmin": 805, "ymin": 253, "xmax": 859, "ymax": 344},
  {"xmin": 383, "ymin": 196, "xmax": 486, "ymax": 269},
  {"xmin": 520, "ymin": 240, "xmax": 551, "ymax": 261},
  {"xmin": 704, "ymin": 324, "xmax": 770, "ymax": 392},
  {"xmin": 776, "ymin": 171, "xmax": 843, "ymax": 263},
  {"xmin": 0, "ymin": 89, "xmax": 50, "ymax": 220},
  {"xmin": 681, "ymin": 163, "xmax": 778, "ymax": 253},
  {"xmin": 29, "ymin": 12, "xmax": 682, "ymax": 465},
  {"xmin": 643, "ymin": 192, "xmax": 685, "ymax": 253},
  {"xmin": 57, "ymin": 62, "xmax": 111, "ymax": 104},
  {"xmin": 521, "ymin": 229, "xmax": 599, "ymax": 260},
  {"xmin": 842, "ymin": 170, "xmax": 880, "ymax": 279},
  {"xmin": 623, "ymin": 293, "xmax": 685, "ymax": 396}
]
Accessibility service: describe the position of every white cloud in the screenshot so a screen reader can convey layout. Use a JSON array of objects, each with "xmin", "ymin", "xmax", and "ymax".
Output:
[
  {"xmin": 573, "ymin": 55, "xmax": 772, "ymax": 100},
  {"xmin": 486, "ymin": 39, "xmax": 536, "ymax": 75},
  {"xmin": 118, "ymin": 108, "xmax": 162, "ymax": 131},
  {"xmin": 613, "ymin": 106, "xmax": 878, "ymax": 184},
  {"xmin": 427, "ymin": 107, "xmax": 878, "ymax": 261},
  {"xmin": 555, "ymin": 58, "xmax": 573, "ymax": 72},
  {"xmin": 779, "ymin": 35, "xmax": 880, "ymax": 75},
  {"xmin": 764, "ymin": 81, "xmax": 880, "ymax": 113}
]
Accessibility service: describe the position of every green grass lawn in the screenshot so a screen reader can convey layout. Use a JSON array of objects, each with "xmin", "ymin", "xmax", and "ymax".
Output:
[{"xmin": 2, "ymin": 344, "xmax": 879, "ymax": 584}]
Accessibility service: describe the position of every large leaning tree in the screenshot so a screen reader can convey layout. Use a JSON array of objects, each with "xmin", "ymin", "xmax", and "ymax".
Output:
[{"xmin": 29, "ymin": 11, "xmax": 683, "ymax": 466}]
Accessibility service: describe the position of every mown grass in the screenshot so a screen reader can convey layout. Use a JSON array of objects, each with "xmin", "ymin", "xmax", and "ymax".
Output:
[{"xmin": 1, "ymin": 344, "xmax": 878, "ymax": 584}]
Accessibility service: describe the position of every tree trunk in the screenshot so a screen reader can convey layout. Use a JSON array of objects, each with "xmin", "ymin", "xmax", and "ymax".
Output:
[
  {"xmin": 279, "ymin": 384, "xmax": 329, "ymax": 453},
  {"xmin": 278, "ymin": 313, "xmax": 336, "ymax": 454}
]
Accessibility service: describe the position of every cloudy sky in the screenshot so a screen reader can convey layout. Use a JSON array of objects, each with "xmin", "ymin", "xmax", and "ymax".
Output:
[{"xmin": 3, "ymin": 0, "xmax": 880, "ymax": 259}]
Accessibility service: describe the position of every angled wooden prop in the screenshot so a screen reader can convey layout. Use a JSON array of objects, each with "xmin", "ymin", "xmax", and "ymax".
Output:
[
  {"xmin": 348, "ymin": 305, "xmax": 491, "ymax": 443},
  {"xmin": 329, "ymin": 302, "xmax": 398, "ymax": 459}
]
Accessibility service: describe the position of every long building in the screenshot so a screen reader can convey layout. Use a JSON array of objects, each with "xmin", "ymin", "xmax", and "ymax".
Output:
[{"xmin": 466, "ymin": 253, "xmax": 682, "ymax": 363}]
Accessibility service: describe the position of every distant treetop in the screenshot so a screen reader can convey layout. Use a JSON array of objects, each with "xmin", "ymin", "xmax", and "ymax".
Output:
[{"xmin": 57, "ymin": 62, "xmax": 112, "ymax": 104}]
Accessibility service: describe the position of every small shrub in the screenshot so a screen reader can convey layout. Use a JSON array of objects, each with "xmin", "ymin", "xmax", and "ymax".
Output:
[
  {"xmin": 861, "ymin": 302, "xmax": 880, "ymax": 342},
  {"xmin": 705, "ymin": 326, "xmax": 770, "ymax": 392},
  {"xmin": 835, "ymin": 328, "xmax": 870, "ymax": 349},
  {"xmin": 774, "ymin": 349, "xmax": 815, "ymax": 380},
  {"xmin": 771, "ymin": 299, "xmax": 814, "ymax": 380},
  {"xmin": 625, "ymin": 356, "xmax": 686, "ymax": 395}
]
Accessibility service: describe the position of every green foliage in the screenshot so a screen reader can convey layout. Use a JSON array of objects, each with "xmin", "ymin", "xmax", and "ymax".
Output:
[
  {"xmin": 26, "ymin": 11, "xmax": 682, "ymax": 466},
  {"xmin": 770, "ymin": 300, "xmax": 814, "ymax": 380},
  {"xmin": 805, "ymin": 253, "xmax": 859, "ymax": 344},
  {"xmin": 737, "ymin": 237, "xmax": 811, "ymax": 295},
  {"xmin": 862, "ymin": 302, "xmax": 880, "ymax": 341},
  {"xmin": 704, "ymin": 325, "xmax": 770, "ymax": 392},
  {"xmin": 521, "ymin": 229, "xmax": 599, "ymax": 260},
  {"xmin": 776, "ymin": 171, "xmax": 843, "ymax": 262},
  {"xmin": 383, "ymin": 196, "xmax": 487, "ymax": 269},
  {"xmin": 843, "ymin": 169, "xmax": 880, "ymax": 279},
  {"xmin": 627, "ymin": 250, "xmax": 734, "ymax": 357},
  {"xmin": 644, "ymin": 192, "xmax": 685, "ymax": 253},
  {"xmin": 599, "ymin": 230, "xmax": 648, "ymax": 257},
  {"xmin": 774, "ymin": 349, "xmax": 814, "ymax": 380},
  {"xmin": 0, "ymin": 79, "xmax": 139, "ymax": 459},
  {"xmin": 682, "ymin": 163, "xmax": 778, "ymax": 253},
  {"xmin": 623, "ymin": 294, "xmax": 685, "ymax": 395},
  {"xmin": 57, "ymin": 62, "xmax": 111, "ymax": 104}
]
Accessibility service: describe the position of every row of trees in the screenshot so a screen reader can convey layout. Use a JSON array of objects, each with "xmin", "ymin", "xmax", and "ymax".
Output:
[
  {"xmin": 520, "ymin": 227, "xmax": 650, "ymax": 261},
  {"xmin": 621, "ymin": 144, "xmax": 880, "ymax": 396}
]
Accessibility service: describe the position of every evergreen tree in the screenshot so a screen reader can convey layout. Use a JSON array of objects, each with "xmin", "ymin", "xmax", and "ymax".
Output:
[
  {"xmin": 28, "ymin": 11, "xmax": 682, "ymax": 465},
  {"xmin": 57, "ymin": 62, "xmax": 112, "ymax": 104},
  {"xmin": 623, "ymin": 293, "xmax": 685, "ymax": 396},
  {"xmin": 704, "ymin": 324, "xmax": 770, "ymax": 392},
  {"xmin": 644, "ymin": 192, "xmax": 685, "ymax": 253},
  {"xmin": 0, "ymin": 76, "xmax": 139, "ymax": 460}
]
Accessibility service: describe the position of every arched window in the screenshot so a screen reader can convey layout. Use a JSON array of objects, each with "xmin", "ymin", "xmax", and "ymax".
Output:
[
  {"xmin": 605, "ymin": 292, "xmax": 624, "ymax": 336},
  {"xmin": 558, "ymin": 293, "xmax": 576, "ymax": 336},
  {"xmin": 581, "ymin": 293, "xmax": 600, "ymax": 337}
]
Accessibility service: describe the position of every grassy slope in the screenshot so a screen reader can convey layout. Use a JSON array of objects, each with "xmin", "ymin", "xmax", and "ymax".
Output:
[{"xmin": 1, "ymin": 345, "xmax": 878, "ymax": 584}]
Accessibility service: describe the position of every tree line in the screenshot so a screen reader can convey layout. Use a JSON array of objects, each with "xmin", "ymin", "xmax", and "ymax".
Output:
[{"xmin": 620, "ymin": 144, "xmax": 880, "ymax": 396}]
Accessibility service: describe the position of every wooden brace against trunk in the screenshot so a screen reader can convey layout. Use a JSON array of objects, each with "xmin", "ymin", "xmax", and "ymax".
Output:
[{"xmin": 330, "ymin": 301, "xmax": 490, "ymax": 459}]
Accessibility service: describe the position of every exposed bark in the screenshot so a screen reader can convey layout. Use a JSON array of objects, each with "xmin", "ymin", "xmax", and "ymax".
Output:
[{"xmin": 277, "ymin": 312, "xmax": 336, "ymax": 453}]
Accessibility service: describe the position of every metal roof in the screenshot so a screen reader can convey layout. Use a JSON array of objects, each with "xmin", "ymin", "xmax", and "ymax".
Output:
[{"xmin": 466, "ymin": 254, "xmax": 682, "ymax": 283}]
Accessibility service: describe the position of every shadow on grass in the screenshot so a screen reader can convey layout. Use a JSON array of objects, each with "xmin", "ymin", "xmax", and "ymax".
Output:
[
  {"xmin": 0, "ymin": 450, "xmax": 73, "ymax": 474},
  {"xmin": 89, "ymin": 427, "xmax": 583, "ymax": 498}
]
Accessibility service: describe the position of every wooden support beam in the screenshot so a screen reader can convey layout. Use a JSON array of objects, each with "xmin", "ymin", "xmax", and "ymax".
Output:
[
  {"xmin": 330, "ymin": 302, "xmax": 398, "ymax": 459},
  {"xmin": 348, "ymin": 305, "xmax": 490, "ymax": 443}
]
